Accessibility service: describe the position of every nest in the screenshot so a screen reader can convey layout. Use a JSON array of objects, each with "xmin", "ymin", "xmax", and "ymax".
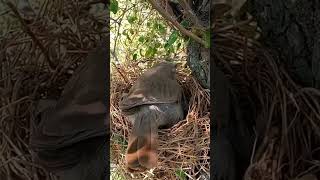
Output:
[
  {"xmin": 213, "ymin": 14, "xmax": 320, "ymax": 179},
  {"xmin": 110, "ymin": 63, "xmax": 210, "ymax": 179},
  {"xmin": 1, "ymin": 0, "xmax": 319, "ymax": 179},
  {"xmin": 0, "ymin": 1, "xmax": 108, "ymax": 179}
]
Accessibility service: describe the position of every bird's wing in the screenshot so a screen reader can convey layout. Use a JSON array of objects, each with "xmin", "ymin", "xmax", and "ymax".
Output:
[{"xmin": 119, "ymin": 72, "xmax": 181, "ymax": 112}]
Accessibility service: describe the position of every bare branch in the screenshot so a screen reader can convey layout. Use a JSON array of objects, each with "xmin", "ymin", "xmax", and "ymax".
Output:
[
  {"xmin": 177, "ymin": 0, "xmax": 204, "ymax": 28},
  {"xmin": 147, "ymin": 0, "xmax": 207, "ymax": 47}
]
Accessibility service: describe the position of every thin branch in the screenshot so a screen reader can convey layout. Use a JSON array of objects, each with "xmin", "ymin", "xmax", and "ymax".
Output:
[
  {"xmin": 110, "ymin": 49, "xmax": 119, "ymax": 62},
  {"xmin": 147, "ymin": 0, "xmax": 207, "ymax": 47},
  {"xmin": 112, "ymin": 3, "xmax": 135, "ymax": 58},
  {"xmin": 177, "ymin": 0, "xmax": 204, "ymax": 28},
  {"xmin": 111, "ymin": 62, "xmax": 130, "ymax": 85}
]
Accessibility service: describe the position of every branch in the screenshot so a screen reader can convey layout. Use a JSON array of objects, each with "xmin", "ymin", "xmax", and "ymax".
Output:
[
  {"xmin": 177, "ymin": 0, "xmax": 204, "ymax": 29},
  {"xmin": 147, "ymin": 0, "xmax": 207, "ymax": 47}
]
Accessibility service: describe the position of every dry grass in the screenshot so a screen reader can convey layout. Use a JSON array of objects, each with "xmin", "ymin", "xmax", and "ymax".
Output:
[
  {"xmin": 1, "ymin": 0, "xmax": 319, "ymax": 180},
  {"xmin": 110, "ymin": 62, "xmax": 210, "ymax": 180},
  {"xmin": 213, "ymin": 14, "xmax": 320, "ymax": 179},
  {"xmin": 0, "ymin": 1, "xmax": 108, "ymax": 179}
]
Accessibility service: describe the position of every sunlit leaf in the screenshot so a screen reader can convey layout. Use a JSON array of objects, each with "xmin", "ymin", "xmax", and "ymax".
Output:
[
  {"xmin": 111, "ymin": 0, "xmax": 186, "ymax": 64},
  {"xmin": 165, "ymin": 30, "xmax": 178, "ymax": 49},
  {"xmin": 110, "ymin": 0, "xmax": 119, "ymax": 14},
  {"xmin": 127, "ymin": 15, "xmax": 137, "ymax": 24},
  {"xmin": 166, "ymin": 46, "xmax": 174, "ymax": 54},
  {"xmin": 138, "ymin": 36, "xmax": 145, "ymax": 43},
  {"xmin": 158, "ymin": 25, "xmax": 166, "ymax": 34},
  {"xmin": 145, "ymin": 47, "xmax": 157, "ymax": 57},
  {"xmin": 153, "ymin": 22, "xmax": 166, "ymax": 34}
]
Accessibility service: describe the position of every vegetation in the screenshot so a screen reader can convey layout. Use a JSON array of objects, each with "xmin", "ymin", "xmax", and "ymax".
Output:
[
  {"xmin": 110, "ymin": 0, "xmax": 187, "ymax": 67},
  {"xmin": 110, "ymin": 1, "xmax": 210, "ymax": 179}
]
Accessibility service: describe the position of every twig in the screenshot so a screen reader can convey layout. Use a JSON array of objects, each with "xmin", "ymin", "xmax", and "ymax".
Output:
[
  {"xmin": 0, "ymin": 96, "xmax": 30, "ymax": 112},
  {"xmin": 147, "ymin": 0, "xmax": 207, "ymax": 47},
  {"xmin": 177, "ymin": 0, "xmax": 204, "ymax": 29},
  {"xmin": 213, "ymin": 17, "xmax": 252, "ymax": 33},
  {"xmin": 111, "ymin": 62, "xmax": 130, "ymax": 85}
]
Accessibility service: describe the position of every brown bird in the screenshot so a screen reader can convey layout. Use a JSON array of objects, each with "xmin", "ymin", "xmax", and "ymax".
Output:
[
  {"xmin": 119, "ymin": 61, "xmax": 184, "ymax": 172},
  {"xmin": 30, "ymin": 42, "xmax": 108, "ymax": 180}
]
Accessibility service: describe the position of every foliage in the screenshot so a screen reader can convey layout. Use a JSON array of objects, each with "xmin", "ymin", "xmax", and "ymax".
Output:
[
  {"xmin": 175, "ymin": 168, "xmax": 187, "ymax": 180},
  {"xmin": 110, "ymin": 0, "xmax": 187, "ymax": 65}
]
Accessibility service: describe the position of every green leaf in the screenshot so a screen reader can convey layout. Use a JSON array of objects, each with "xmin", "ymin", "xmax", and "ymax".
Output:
[
  {"xmin": 127, "ymin": 16, "xmax": 137, "ymax": 24},
  {"xmin": 153, "ymin": 23, "xmax": 166, "ymax": 34},
  {"xmin": 166, "ymin": 46, "xmax": 174, "ymax": 54},
  {"xmin": 138, "ymin": 36, "xmax": 145, "ymax": 43},
  {"xmin": 159, "ymin": 25, "xmax": 166, "ymax": 34},
  {"xmin": 133, "ymin": 54, "xmax": 138, "ymax": 60},
  {"xmin": 165, "ymin": 30, "xmax": 179, "ymax": 49},
  {"xmin": 145, "ymin": 47, "xmax": 157, "ymax": 57},
  {"xmin": 175, "ymin": 169, "xmax": 187, "ymax": 180},
  {"xmin": 110, "ymin": 0, "xmax": 119, "ymax": 14},
  {"xmin": 152, "ymin": 23, "xmax": 158, "ymax": 30},
  {"xmin": 145, "ymin": 47, "xmax": 152, "ymax": 57},
  {"xmin": 180, "ymin": 20, "xmax": 190, "ymax": 28},
  {"xmin": 152, "ymin": 48, "xmax": 157, "ymax": 55}
]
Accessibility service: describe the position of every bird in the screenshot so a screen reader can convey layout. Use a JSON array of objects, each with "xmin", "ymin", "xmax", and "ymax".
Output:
[
  {"xmin": 30, "ymin": 41, "xmax": 109, "ymax": 180},
  {"xmin": 119, "ymin": 61, "xmax": 184, "ymax": 172}
]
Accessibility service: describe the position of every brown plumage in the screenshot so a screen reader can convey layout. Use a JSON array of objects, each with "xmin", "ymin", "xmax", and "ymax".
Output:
[
  {"xmin": 119, "ymin": 61, "xmax": 184, "ymax": 172},
  {"xmin": 30, "ymin": 42, "xmax": 108, "ymax": 180}
]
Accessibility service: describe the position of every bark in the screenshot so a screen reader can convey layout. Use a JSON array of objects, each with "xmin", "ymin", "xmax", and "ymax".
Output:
[
  {"xmin": 186, "ymin": 0, "xmax": 210, "ymax": 89},
  {"xmin": 168, "ymin": 0, "xmax": 210, "ymax": 89},
  {"xmin": 187, "ymin": 39, "xmax": 210, "ymax": 89},
  {"xmin": 248, "ymin": 0, "xmax": 320, "ymax": 88}
]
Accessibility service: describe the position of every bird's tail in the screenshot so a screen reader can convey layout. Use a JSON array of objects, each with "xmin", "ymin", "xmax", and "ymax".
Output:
[{"xmin": 125, "ymin": 108, "xmax": 158, "ymax": 172}]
